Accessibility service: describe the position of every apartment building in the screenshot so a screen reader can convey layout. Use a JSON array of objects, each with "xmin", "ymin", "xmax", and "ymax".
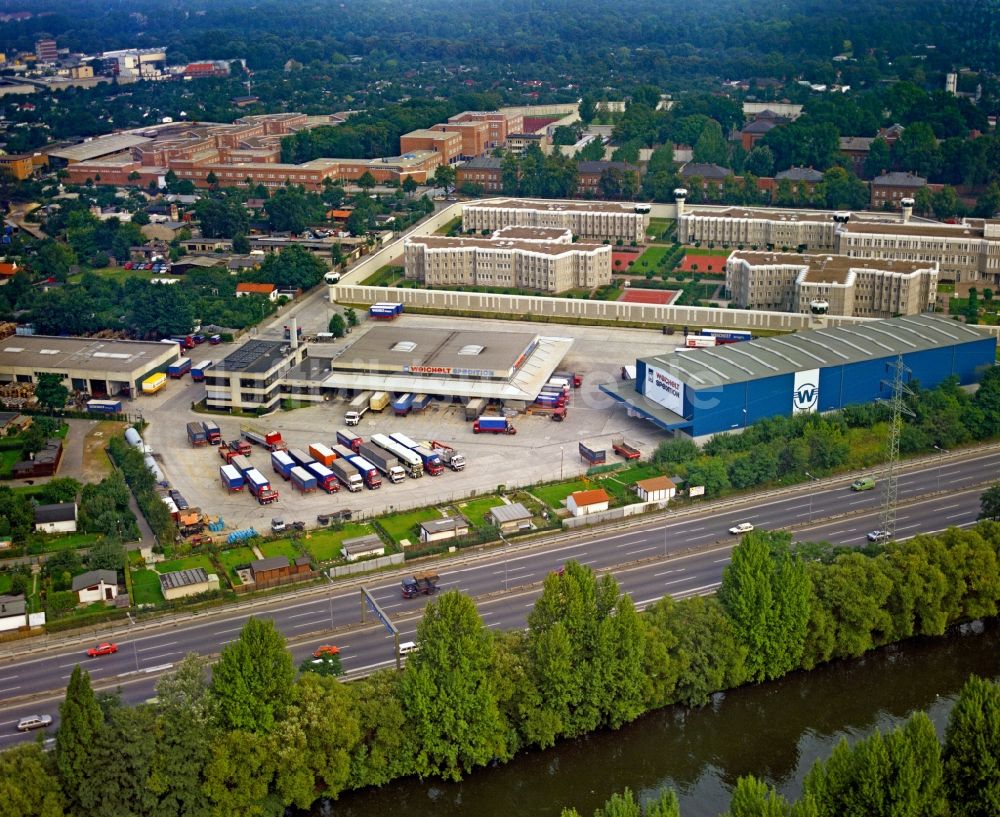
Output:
[
  {"xmin": 726, "ymin": 251, "xmax": 938, "ymax": 317},
  {"xmin": 404, "ymin": 232, "xmax": 610, "ymax": 293},
  {"xmin": 871, "ymin": 171, "xmax": 928, "ymax": 209},
  {"xmin": 678, "ymin": 205, "xmax": 839, "ymax": 251},
  {"xmin": 456, "ymin": 157, "xmax": 504, "ymax": 193},
  {"xmin": 463, "ymin": 199, "xmax": 649, "ymax": 243}
]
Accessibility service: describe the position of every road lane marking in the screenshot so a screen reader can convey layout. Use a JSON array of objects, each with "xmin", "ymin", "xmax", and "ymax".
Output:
[
  {"xmin": 289, "ymin": 621, "xmax": 321, "ymax": 629},
  {"xmin": 288, "ymin": 611, "xmax": 317, "ymax": 619},
  {"xmin": 653, "ymin": 568, "xmax": 685, "ymax": 577},
  {"xmin": 664, "ymin": 578, "xmax": 692, "ymax": 586},
  {"xmin": 137, "ymin": 641, "xmax": 176, "ymax": 652},
  {"xmin": 687, "ymin": 533, "xmax": 717, "ymax": 541},
  {"xmin": 628, "ymin": 545, "xmax": 660, "ymax": 555},
  {"xmin": 0, "ymin": 686, "xmax": 20, "ymax": 693},
  {"xmin": 946, "ymin": 513, "xmax": 968, "ymax": 520},
  {"xmin": 713, "ymin": 557, "xmax": 731, "ymax": 563}
]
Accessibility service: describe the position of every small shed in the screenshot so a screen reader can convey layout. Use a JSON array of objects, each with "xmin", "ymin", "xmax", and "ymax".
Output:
[
  {"xmin": 635, "ymin": 476, "xmax": 676, "ymax": 503},
  {"xmin": 250, "ymin": 555, "xmax": 291, "ymax": 583},
  {"xmin": 341, "ymin": 534, "xmax": 386, "ymax": 562},
  {"xmin": 488, "ymin": 502, "xmax": 533, "ymax": 533},
  {"xmin": 566, "ymin": 488, "xmax": 610, "ymax": 517},
  {"xmin": 71, "ymin": 569, "xmax": 118, "ymax": 604},
  {"xmin": 34, "ymin": 502, "xmax": 78, "ymax": 534},
  {"xmin": 158, "ymin": 568, "xmax": 220, "ymax": 601},
  {"xmin": 419, "ymin": 516, "xmax": 470, "ymax": 544}
]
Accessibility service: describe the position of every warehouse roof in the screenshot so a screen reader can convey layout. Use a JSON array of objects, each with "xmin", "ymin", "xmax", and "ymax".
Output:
[
  {"xmin": 0, "ymin": 335, "xmax": 177, "ymax": 373},
  {"xmin": 48, "ymin": 134, "xmax": 152, "ymax": 162},
  {"xmin": 643, "ymin": 315, "xmax": 994, "ymax": 388}
]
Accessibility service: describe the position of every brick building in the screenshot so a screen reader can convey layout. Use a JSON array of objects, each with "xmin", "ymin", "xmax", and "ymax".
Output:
[
  {"xmin": 871, "ymin": 171, "xmax": 928, "ymax": 209},
  {"xmin": 576, "ymin": 161, "xmax": 641, "ymax": 198},
  {"xmin": 456, "ymin": 156, "xmax": 504, "ymax": 193}
]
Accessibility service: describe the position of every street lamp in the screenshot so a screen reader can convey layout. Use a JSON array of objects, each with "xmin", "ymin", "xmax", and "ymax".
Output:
[
  {"xmin": 933, "ymin": 445, "xmax": 948, "ymax": 492},
  {"xmin": 804, "ymin": 471, "xmax": 819, "ymax": 522},
  {"xmin": 498, "ymin": 530, "xmax": 511, "ymax": 592},
  {"xmin": 323, "ymin": 569, "xmax": 335, "ymax": 631}
]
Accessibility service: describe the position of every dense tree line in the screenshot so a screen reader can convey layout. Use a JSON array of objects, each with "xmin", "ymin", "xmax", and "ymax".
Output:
[
  {"xmin": 106, "ymin": 435, "xmax": 174, "ymax": 545},
  {"xmin": 4, "ymin": 520, "xmax": 1000, "ymax": 814},
  {"xmin": 652, "ymin": 370, "xmax": 1000, "ymax": 498}
]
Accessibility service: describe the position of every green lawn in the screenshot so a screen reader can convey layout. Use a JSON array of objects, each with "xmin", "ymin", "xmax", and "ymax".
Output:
[
  {"xmin": 453, "ymin": 496, "xmax": 505, "ymax": 528},
  {"xmin": 379, "ymin": 508, "xmax": 444, "ymax": 544},
  {"xmin": 305, "ymin": 523, "xmax": 376, "ymax": 562},
  {"xmin": 216, "ymin": 546, "xmax": 257, "ymax": 583},
  {"xmin": 632, "ymin": 246, "xmax": 670, "ymax": 269},
  {"xmin": 68, "ymin": 266, "xmax": 158, "ymax": 285},
  {"xmin": 0, "ymin": 448, "xmax": 20, "ymax": 478},
  {"xmin": 594, "ymin": 463, "xmax": 661, "ymax": 504},
  {"xmin": 532, "ymin": 479, "xmax": 591, "ymax": 509},
  {"xmin": 0, "ymin": 573, "xmax": 12, "ymax": 593},
  {"xmin": 130, "ymin": 568, "xmax": 164, "ymax": 605},
  {"xmin": 361, "ymin": 264, "xmax": 404, "ymax": 286},
  {"xmin": 157, "ymin": 554, "xmax": 216, "ymax": 575},
  {"xmin": 436, "ymin": 216, "xmax": 462, "ymax": 235},
  {"xmin": 259, "ymin": 538, "xmax": 303, "ymax": 560}
]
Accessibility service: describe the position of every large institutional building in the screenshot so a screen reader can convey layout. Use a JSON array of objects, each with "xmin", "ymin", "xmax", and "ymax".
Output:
[
  {"xmin": 726, "ymin": 251, "xmax": 938, "ymax": 317},
  {"xmin": 462, "ymin": 199, "xmax": 650, "ymax": 243},
  {"xmin": 677, "ymin": 195, "xmax": 1000, "ymax": 286},
  {"xmin": 404, "ymin": 227, "xmax": 611, "ymax": 293}
]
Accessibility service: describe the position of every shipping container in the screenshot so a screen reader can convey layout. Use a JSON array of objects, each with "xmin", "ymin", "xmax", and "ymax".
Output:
[
  {"xmin": 391, "ymin": 393, "xmax": 414, "ymax": 416},
  {"xmin": 410, "ymin": 393, "xmax": 432, "ymax": 413},
  {"xmin": 463, "ymin": 398, "xmax": 486, "ymax": 421},
  {"xmin": 307, "ymin": 443, "xmax": 336, "ymax": 467},
  {"xmin": 191, "ymin": 359, "xmax": 214, "ymax": 381},
  {"xmin": 168, "ymin": 358, "xmax": 193, "ymax": 379},
  {"xmin": 219, "ymin": 464, "xmax": 244, "ymax": 492},
  {"xmin": 85, "ymin": 399, "xmax": 122, "ymax": 414},
  {"xmin": 141, "ymin": 372, "xmax": 167, "ymax": 395},
  {"xmin": 368, "ymin": 302, "xmax": 403, "ymax": 320}
]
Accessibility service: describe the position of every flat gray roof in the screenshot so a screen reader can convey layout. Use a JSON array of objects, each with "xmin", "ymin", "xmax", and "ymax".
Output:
[
  {"xmin": 645, "ymin": 315, "xmax": 994, "ymax": 388},
  {"xmin": 48, "ymin": 134, "xmax": 152, "ymax": 162},
  {"xmin": 467, "ymin": 198, "xmax": 644, "ymax": 215},
  {"xmin": 408, "ymin": 236, "xmax": 605, "ymax": 256},
  {"xmin": 0, "ymin": 336, "xmax": 176, "ymax": 375},
  {"xmin": 730, "ymin": 251, "xmax": 934, "ymax": 284},
  {"xmin": 489, "ymin": 502, "xmax": 532, "ymax": 523}
]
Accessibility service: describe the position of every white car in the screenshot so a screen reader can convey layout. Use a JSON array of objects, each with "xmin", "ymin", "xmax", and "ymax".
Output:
[
  {"xmin": 17, "ymin": 714, "xmax": 52, "ymax": 732},
  {"xmin": 729, "ymin": 522, "xmax": 754, "ymax": 535},
  {"xmin": 867, "ymin": 529, "xmax": 891, "ymax": 542}
]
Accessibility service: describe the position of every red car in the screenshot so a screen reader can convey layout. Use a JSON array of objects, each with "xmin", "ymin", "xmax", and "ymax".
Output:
[
  {"xmin": 86, "ymin": 642, "xmax": 118, "ymax": 657},
  {"xmin": 312, "ymin": 645, "xmax": 340, "ymax": 658}
]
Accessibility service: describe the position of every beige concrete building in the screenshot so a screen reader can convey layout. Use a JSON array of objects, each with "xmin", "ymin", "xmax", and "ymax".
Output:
[
  {"xmin": 679, "ymin": 206, "xmax": 839, "ymax": 251},
  {"xmin": 204, "ymin": 338, "xmax": 306, "ymax": 413},
  {"xmin": 726, "ymin": 251, "xmax": 938, "ymax": 317},
  {"xmin": 463, "ymin": 199, "xmax": 649, "ymax": 243},
  {"xmin": 404, "ymin": 233, "xmax": 611, "ymax": 293}
]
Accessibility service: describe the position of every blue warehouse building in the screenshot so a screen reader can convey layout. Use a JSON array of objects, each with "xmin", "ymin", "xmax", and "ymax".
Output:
[{"xmin": 601, "ymin": 315, "xmax": 997, "ymax": 439}]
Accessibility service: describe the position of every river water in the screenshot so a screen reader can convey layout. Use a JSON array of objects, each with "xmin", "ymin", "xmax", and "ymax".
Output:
[{"xmin": 321, "ymin": 620, "xmax": 1000, "ymax": 817}]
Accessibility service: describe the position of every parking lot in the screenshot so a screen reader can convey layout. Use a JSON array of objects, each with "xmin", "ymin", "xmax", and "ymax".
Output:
[{"xmin": 139, "ymin": 313, "xmax": 684, "ymax": 533}]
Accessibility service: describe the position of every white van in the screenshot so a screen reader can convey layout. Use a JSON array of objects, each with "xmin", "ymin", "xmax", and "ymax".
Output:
[{"xmin": 398, "ymin": 640, "xmax": 419, "ymax": 656}]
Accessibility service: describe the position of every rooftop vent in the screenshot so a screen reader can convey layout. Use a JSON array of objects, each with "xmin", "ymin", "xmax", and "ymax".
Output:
[
  {"xmin": 458, "ymin": 345, "xmax": 484, "ymax": 355},
  {"xmin": 392, "ymin": 341, "xmax": 417, "ymax": 353}
]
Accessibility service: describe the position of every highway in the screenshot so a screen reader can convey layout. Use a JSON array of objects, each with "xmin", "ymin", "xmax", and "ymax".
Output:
[{"xmin": 1, "ymin": 446, "xmax": 996, "ymax": 748}]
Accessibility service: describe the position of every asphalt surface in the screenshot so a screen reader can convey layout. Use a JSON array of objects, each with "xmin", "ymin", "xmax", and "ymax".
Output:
[{"xmin": 1, "ymin": 446, "xmax": 996, "ymax": 748}]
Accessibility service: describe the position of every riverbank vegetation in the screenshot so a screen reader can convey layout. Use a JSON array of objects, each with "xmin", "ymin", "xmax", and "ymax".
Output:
[
  {"xmin": 4, "ymin": 519, "xmax": 1000, "ymax": 815},
  {"xmin": 561, "ymin": 673, "xmax": 1000, "ymax": 817}
]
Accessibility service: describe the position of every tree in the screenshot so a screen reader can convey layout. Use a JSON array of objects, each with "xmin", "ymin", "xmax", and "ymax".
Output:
[
  {"xmin": 0, "ymin": 743, "xmax": 67, "ymax": 817},
  {"xmin": 865, "ymin": 137, "xmax": 891, "ymax": 178},
  {"xmin": 693, "ymin": 120, "xmax": 729, "ymax": 166},
  {"xmin": 87, "ymin": 538, "xmax": 125, "ymax": 571},
  {"xmin": 232, "ymin": 232, "xmax": 250, "ymax": 254},
  {"xmin": 37, "ymin": 239, "xmax": 77, "ymax": 280},
  {"xmin": 79, "ymin": 703, "xmax": 158, "ymax": 817},
  {"xmin": 979, "ymin": 485, "xmax": 1000, "ymax": 520},
  {"xmin": 401, "ymin": 591, "xmax": 506, "ymax": 780},
  {"xmin": 744, "ymin": 146, "xmax": 775, "ymax": 178},
  {"xmin": 932, "ymin": 185, "xmax": 960, "ymax": 220},
  {"xmin": 578, "ymin": 138, "xmax": 606, "ymax": 162},
  {"xmin": 433, "ymin": 163, "xmax": 457, "ymax": 192},
  {"xmin": 34, "ymin": 372, "xmax": 69, "ymax": 411},
  {"xmin": 401, "ymin": 175, "xmax": 418, "ymax": 196},
  {"xmin": 356, "ymin": 170, "xmax": 377, "ymax": 192},
  {"xmin": 328, "ymin": 313, "xmax": 346, "ymax": 337},
  {"xmin": 893, "ymin": 122, "xmax": 941, "ymax": 178},
  {"xmin": 205, "ymin": 171, "xmax": 219, "ymax": 188},
  {"xmin": 56, "ymin": 666, "xmax": 104, "ymax": 811},
  {"xmin": 718, "ymin": 531, "xmax": 811, "ymax": 682},
  {"xmin": 943, "ymin": 675, "xmax": 1000, "ymax": 817},
  {"xmin": 344, "ymin": 307, "xmax": 358, "ymax": 327},
  {"xmin": 210, "ymin": 617, "xmax": 295, "ymax": 733},
  {"xmin": 725, "ymin": 776, "xmax": 790, "ymax": 817}
]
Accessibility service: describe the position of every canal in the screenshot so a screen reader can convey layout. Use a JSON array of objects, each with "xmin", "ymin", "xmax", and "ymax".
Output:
[{"xmin": 322, "ymin": 619, "xmax": 1000, "ymax": 817}]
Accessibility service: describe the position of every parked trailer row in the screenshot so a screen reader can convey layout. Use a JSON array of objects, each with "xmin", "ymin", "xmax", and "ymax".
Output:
[
  {"xmin": 329, "ymin": 457, "xmax": 363, "ymax": 491},
  {"xmin": 290, "ymin": 465, "xmax": 318, "ymax": 494},
  {"xmin": 370, "ymin": 433, "xmax": 424, "ymax": 478},
  {"xmin": 191, "ymin": 360, "xmax": 214, "ymax": 381},
  {"xmin": 186, "ymin": 421, "xmax": 208, "ymax": 446},
  {"xmin": 168, "ymin": 358, "xmax": 192, "ymax": 378},
  {"xmin": 219, "ymin": 464, "xmax": 244, "ymax": 492},
  {"xmin": 358, "ymin": 443, "xmax": 406, "ymax": 483},
  {"xmin": 201, "ymin": 419, "xmax": 221, "ymax": 444}
]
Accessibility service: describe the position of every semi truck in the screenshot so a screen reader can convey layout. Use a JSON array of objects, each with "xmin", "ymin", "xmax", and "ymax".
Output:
[
  {"xmin": 305, "ymin": 461, "xmax": 340, "ymax": 493},
  {"xmin": 347, "ymin": 455, "xmax": 382, "ymax": 489},
  {"xmin": 190, "ymin": 360, "xmax": 213, "ymax": 381},
  {"xmin": 579, "ymin": 442, "xmax": 606, "ymax": 465},
  {"xmin": 142, "ymin": 373, "xmax": 167, "ymax": 395},
  {"xmin": 553, "ymin": 370, "xmax": 582, "ymax": 388},
  {"xmin": 473, "ymin": 416, "xmax": 517, "ymax": 435},
  {"xmin": 430, "ymin": 441, "xmax": 466, "ymax": 471},
  {"xmin": 218, "ymin": 444, "xmax": 239, "ymax": 464},
  {"xmin": 227, "ymin": 438, "xmax": 252, "ymax": 456},
  {"xmin": 241, "ymin": 426, "xmax": 287, "ymax": 452},
  {"xmin": 391, "ymin": 393, "xmax": 414, "ymax": 416},
  {"xmin": 344, "ymin": 391, "xmax": 373, "ymax": 426},
  {"xmin": 411, "ymin": 445, "xmax": 444, "ymax": 475},
  {"xmin": 336, "ymin": 429, "xmax": 363, "ymax": 453},
  {"xmin": 612, "ymin": 437, "xmax": 641, "ymax": 460},
  {"xmin": 168, "ymin": 358, "xmax": 192, "ymax": 379},
  {"xmin": 219, "ymin": 464, "xmax": 244, "ymax": 492},
  {"xmin": 308, "ymin": 443, "xmax": 336, "ymax": 467},
  {"xmin": 329, "ymin": 458, "xmax": 363, "ymax": 491},
  {"xmin": 371, "ymin": 433, "xmax": 423, "ymax": 478},
  {"xmin": 290, "ymin": 465, "xmax": 318, "ymax": 493},
  {"xmin": 463, "ymin": 398, "xmax": 486, "ymax": 421},
  {"xmin": 229, "ymin": 453, "xmax": 253, "ymax": 475},
  {"xmin": 270, "ymin": 450, "xmax": 295, "ymax": 480},
  {"xmin": 85, "ymin": 399, "xmax": 123, "ymax": 414},
  {"xmin": 369, "ymin": 302, "xmax": 403, "ymax": 320},
  {"xmin": 411, "ymin": 393, "xmax": 432, "ymax": 413},
  {"xmin": 186, "ymin": 421, "xmax": 208, "ymax": 446},
  {"xmin": 200, "ymin": 419, "xmax": 222, "ymax": 445},
  {"xmin": 358, "ymin": 443, "xmax": 406, "ymax": 483},
  {"xmin": 388, "ymin": 431, "xmax": 420, "ymax": 451},
  {"xmin": 369, "ymin": 391, "xmax": 389, "ymax": 412},
  {"xmin": 401, "ymin": 570, "xmax": 440, "ymax": 598},
  {"xmin": 245, "ymin": 468, "xmax": 279, "ymax": 504}
]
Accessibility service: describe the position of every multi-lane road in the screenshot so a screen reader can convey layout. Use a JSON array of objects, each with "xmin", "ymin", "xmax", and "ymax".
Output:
[{"xmin": 1, "ymin": 446, "xmax": 997, "ymax": 748}]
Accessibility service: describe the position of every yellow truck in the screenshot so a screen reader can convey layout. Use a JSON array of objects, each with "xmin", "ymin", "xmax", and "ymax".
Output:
[
  {"xmin": 141, "ymin": 372, "xmax": 167, "ymax": 395},
  {"xmin": 369, "ymin": 391, "xmax": 389, "ymax": 412}
]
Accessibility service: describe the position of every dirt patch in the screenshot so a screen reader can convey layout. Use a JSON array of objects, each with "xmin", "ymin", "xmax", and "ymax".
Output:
[
  {"xmin": 619, "ymin": 289, "xmax": 678, "ymax": 305},
  {"xmin": 82, "ymin": 421, "xmax": 126, "ymax": 482}
]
